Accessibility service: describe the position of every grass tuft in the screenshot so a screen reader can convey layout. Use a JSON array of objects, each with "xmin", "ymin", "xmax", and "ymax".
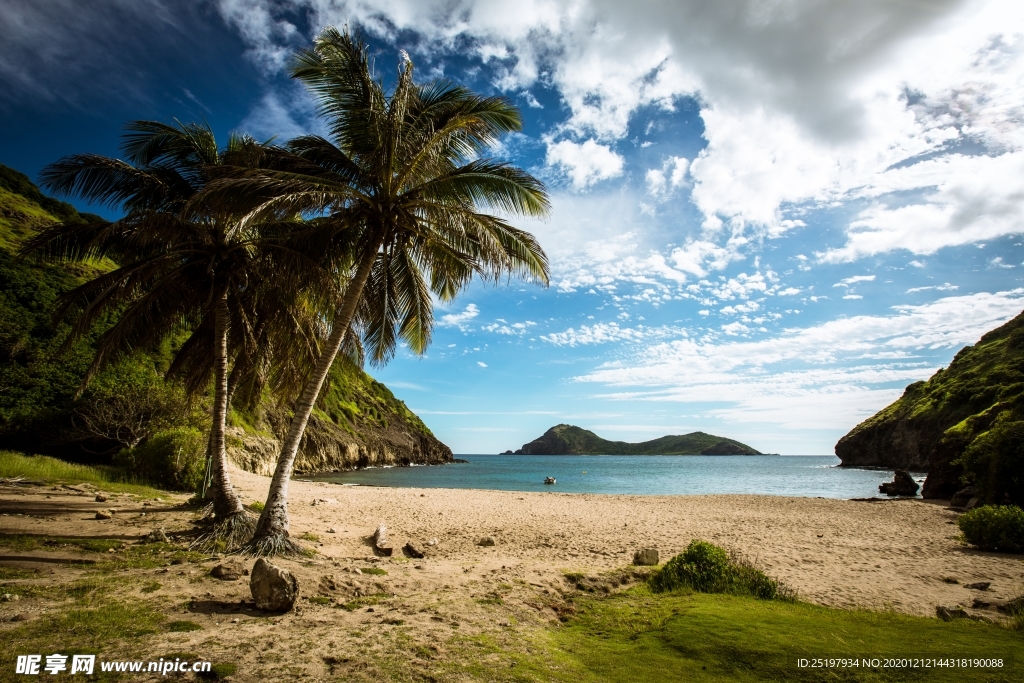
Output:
[
  {"xmin": 0, "ymin": 450, "xmax": 167, "ymax": 497},
  {"xmin": 167, "ymin": 620, "xmax": 203, "ymax": 632}
]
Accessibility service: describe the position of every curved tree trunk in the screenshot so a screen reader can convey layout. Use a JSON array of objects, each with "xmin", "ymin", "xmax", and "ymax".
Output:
[
  {"xmin": 210, "ymin": 289, "xmax": 244, "ymax": 519},
  {"xmin": 247, "ymin": 236, "xmax": 382, "ymax": 553}
]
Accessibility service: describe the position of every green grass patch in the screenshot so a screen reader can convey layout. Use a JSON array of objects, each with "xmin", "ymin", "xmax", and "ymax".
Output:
[
  {"xmin": 337, "ymin": 592, "xmax": 391, "ymax": 612},
  {"xmin": 359, "ymin": 566, "xmax": 387, "ymax": 575},
  {"xmin": 247, "ymin": 500, "xmax": 265, "ymax": 512},
  {"xmin": 1, "ymin": 601, "xmax": 164, "ymax": 677},
  {"xmin": 140, "ymin": 581, "xmax": 162, "ymax": 593},
  {"xmin": 502, "ymin": 590, "xmax": 1023, "ymax": 682},
  {"xmin": 166, "ymin": 620, "xmax": 202, "ymax": 632},
  {"xmin": 0, "ymin": 451, "xmax": 167, "ymax": 498},
  {"xmin": 307, "ymin": 595, "xmax": 333, "ymax": 606}
]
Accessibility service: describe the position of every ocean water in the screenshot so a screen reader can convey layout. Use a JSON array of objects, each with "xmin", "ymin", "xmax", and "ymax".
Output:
[{"xmin": 303, "ymin": 455, "xmax": 926, "ymax": 500}]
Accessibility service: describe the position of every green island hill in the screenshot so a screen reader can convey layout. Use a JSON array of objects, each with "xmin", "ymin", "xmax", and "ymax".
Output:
[
  {"xmin": 505, "ymin": 424, "xmax": 761, "ymax": 455},
  {"xmin": 836, "ymin": 309, "xmax": 1024, "ymax": 505},
  {"xmin": 0, "ymin": 162, "xmax": 451, "ymax": 488}
]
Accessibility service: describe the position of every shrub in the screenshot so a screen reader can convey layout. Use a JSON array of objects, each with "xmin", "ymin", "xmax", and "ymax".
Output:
[
  {"xmin": 649, "ymin": 539, "xmax": 782, "ymax": 600},
  {"xmin": 114, "ymin": 427, "xmax": 205, "ymax": 492},
  {"xmin": 958, "ymin": 505, "xmax": 1024, "ymax": 553}
]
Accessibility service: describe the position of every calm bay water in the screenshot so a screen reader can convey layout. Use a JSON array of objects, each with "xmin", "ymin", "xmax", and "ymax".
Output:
[{"xmin": 304, "ymin": 455, "xmax": 925, "ymax": 500}]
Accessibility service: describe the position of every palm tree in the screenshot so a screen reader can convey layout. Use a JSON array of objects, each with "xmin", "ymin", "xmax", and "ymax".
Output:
[
  {"xmin": 209, "ymin": 27, "xmax": 551, "ymax": 555},
  {"xmin": 23, "ymin": 121, "xmax": 330, "ymax": 545}
]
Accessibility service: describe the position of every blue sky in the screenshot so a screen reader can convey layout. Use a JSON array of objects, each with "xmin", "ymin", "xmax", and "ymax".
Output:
[{"xmin": 3, "ymin": 1, "xmax": 1024, "ymax": 454}]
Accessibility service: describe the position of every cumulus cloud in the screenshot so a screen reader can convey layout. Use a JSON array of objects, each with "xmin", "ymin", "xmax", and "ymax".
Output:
[
  {"xmin": 545, "ymin": 139, "xmax": 624, "ymax": 189},
  {"xmin": 438, "ymin": 303, "xmax": 480, "ymax": 330},
  {"xmin": 216, "ymin": 0, "xmax": 1024, "ymax": 265},
  {"xmin": 575, "ymin": 289, "xmax": 1024, "ymax": 428},
  {"xmin": 646, "ymin": 156, "xmax": 689, "ymax": 197},
  {"xmin": 540, "ymin": 322, "xmax": 684, "ymax": 347}
]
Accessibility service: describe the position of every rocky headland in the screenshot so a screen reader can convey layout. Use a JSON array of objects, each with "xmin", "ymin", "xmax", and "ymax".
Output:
[
  {"xmin": 835, "ymin": 309, "xmax": 1024, "ymax": 503},
  {"xmin": 506, "ymin": 424, "xmax": 760, "ymax": 455}
]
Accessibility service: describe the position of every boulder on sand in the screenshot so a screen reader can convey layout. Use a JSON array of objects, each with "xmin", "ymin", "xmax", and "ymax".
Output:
[
  {"xmin": 250, "ymin": 558, "xmax": 299, "ymax": 612},
  {"xmin": 633, "ymin": 548, "xmax": 659, "ymax": 566},
  {"xmin": 879, "ymin": 469, "xmax": 919, "ymax": 496}
]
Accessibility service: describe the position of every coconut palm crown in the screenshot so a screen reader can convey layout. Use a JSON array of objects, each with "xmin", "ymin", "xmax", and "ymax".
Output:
[
  {"xmin": 23, "ymin": 121, "xmax": 332, "ymax": 543},
  {"xmin": 207, "ymin": 27, "xmax": 551, "ymax": 555}
]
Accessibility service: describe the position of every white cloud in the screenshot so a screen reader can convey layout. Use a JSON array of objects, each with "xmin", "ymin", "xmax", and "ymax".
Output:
[
  {"xmin": 218, "ymin": 0, "xmax": 1024, "ymax": 263},
  {"xmin": 545, "ymin": 139, "xmax": 624, "ymax": 189},
  {"xmin": 481, "ymin": 320, "xmax": 537, "ymax": 335},
  {"xmin": 438, "ymin": 303, "xmax": 480, "ymax": 330},
  {"xmin": 835, "ymin": 275, "xmax": 877, "ymax": 287},
  {"xmin": 575, "ymin": 289, "xmax": 1024, "ymax": 429},
  {"xmin": 646, "ymin": 156, "xmax": 690, "ymax": 197},
  {"xmin": 477, "ymin": 361, "xmax": 488, "ymax": 368},
  {"xmin": 906, "ymin": 283, "xmax": 958, "ymax": 293},
  {"xmin": 540, "ymin": 322, "xmax": 684, "ymax": 347}
]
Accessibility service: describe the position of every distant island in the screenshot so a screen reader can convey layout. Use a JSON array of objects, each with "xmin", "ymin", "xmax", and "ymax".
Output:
[{"xmin": 502, "ymin": 424, "xmax": 761, "ymax": 455}]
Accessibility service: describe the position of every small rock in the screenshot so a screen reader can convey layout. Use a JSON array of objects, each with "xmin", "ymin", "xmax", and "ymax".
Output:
[
  {"xmin": 879, "ymin": 469, "xmax": 919, "ymax": 496},
  {"xmin": 95, "ymin": 494, "xmax": 107, "ymax": 503},
  {"xmin": 352, "ymin": 568, "xmax": 363, "ymax": 575},
  {"xmin": 144, "ymin": 528, "xmax": 169, "ymax": 543},
  {"xmin": 633, "ymin": 548, "xmax": 659, "ymax": 566},
  {"xmin": 210, "ymin": 561, "xmax": 245, "ymax": 581},
  {"xmin": 10, "ymin": 613, "xmax": 29, "ymax": 622},
  {"xmin": 366, "ymin": 607, "xmax": 374, "ymax": 612},
  {"xmin": 427, "ymin": 538, "xmax": 438, "ymax": 547},
  {"xmin": 403, "ymin": 542, "xmax": 425, "ymax": 559},
  {"xmin": 477, "ymin": 536, "xmax": 496, "ymax": 547},
  {"xmin": 414, "ymin": 565, "xmax": 424, "ymax": 570},
  {"xmin": 1, "ymin": 593, "xmax": 20, "ymax": 602},
  {"xmin": 231, "ymin": 618, "xmax": 239, "ymax": 624},
  {"xmin": 95, "ymin": 510, "xmax": 112, "ymax": 520},
  {"xmin": 936, "ymin": 605, "xmax": 970, "ymax": 621},
  {"xmin": 942, "ymin": 577, "xmax": 959, "ymax": 584},
  {"xmin": 250, "ymin": 558, "xmax": 299, "ymax": 612},
  {"xmin": 972, "ymin": 598, "xmax": 992, "ymax": 609},
  {"xmin": 965, "ymin": 582, "xmax": 990, "ymax": 591},
  {"xmin": 319, "ymin": 575, "xmax": 339, "ymax": 593},
  {"xmin": 950, "ymin": 486, "xmax": 978, "ymax": 508},
  {"xmin": 326, "ymin": 528, "xmax": 336, "ymax": 534},
  {"xmin": 170, "ymin": 558, "xmax": 188, "ymax": 566}
]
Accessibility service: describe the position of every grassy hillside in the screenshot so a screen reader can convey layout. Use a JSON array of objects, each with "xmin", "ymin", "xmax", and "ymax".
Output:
[
  {"xmin": 0, "ymin": 162, "xmax": 448, "ymax": 480},
  {"xmin": 836, "ymin": 310, "xmax": 1024, "ymax": 503},
  {"xmin": 513, "ymin": 424, "xmax": 760, "ymax": 455}
]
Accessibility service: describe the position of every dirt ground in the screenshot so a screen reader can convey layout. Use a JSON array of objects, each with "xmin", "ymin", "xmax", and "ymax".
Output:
[{"xmin": 1, "ymin": 466, "xmax": 1022, "ymax": 681}]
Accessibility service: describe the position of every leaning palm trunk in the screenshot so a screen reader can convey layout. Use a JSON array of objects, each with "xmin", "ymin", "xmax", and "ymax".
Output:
[
  {"xmin": 244, "ymin": 238, "xmax": 381, "ymax": 555},
  {"xmin": 194, "ymin": 290, "xmax": 255, "ymax": 549}
]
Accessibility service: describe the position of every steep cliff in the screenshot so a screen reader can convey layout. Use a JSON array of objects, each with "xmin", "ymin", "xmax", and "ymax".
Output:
[
  {"xmin": 0, "ymin": 162, "xmax": 451, "ymax": 474},
  {"xmin": 835, "ymin": 310, "xmax": 1024, "ymax": 502},
  {"xmin": 510, "ymin": 424, "xmax": 760, "ymax": 455}
]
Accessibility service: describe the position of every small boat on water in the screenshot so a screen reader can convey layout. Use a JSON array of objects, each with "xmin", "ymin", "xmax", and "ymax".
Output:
[{"xmin": 544, "ymin": 476, "xmax": 556, "ymax": 485}]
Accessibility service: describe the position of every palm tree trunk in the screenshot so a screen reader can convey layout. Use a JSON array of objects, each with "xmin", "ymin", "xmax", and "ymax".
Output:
[
  {"xmin": 210, "ymin": 289, "xmax": 244, "ymax": 519},
  {"xmin": 247, "ymin": 236, "xmax": 382, "ymax": 553}
]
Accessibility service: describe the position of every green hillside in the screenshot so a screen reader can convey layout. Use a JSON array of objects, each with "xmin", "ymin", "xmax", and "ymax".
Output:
[
  {"xmin": 835, "ymin": 310, "xmax": 1024, "ymax": 503},
  {"xmin": 0, "ymin": 162, "xmax": 449, "ymax": 478},
  {"xmin": 510, "ymin": 424, "xmax": 760, "ymax": 455}
]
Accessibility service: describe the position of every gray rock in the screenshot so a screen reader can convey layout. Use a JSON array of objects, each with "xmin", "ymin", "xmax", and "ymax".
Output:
[
  {"xmin": 879, "ymin": 469, "xmax": 920, "ymax": 496},
  {"xmin": 936, "ymin": 605, "xmax": 970, "ymax": 621},
  {"xmin": 143, "ymin": 528, "xmax": 168, "ymax": 543},
  {"xmin": 477, "ymin": 536, "xmax": 496, "ymax": 547},
  {"xmin": 633, "ymin": 548, "xmax": 659, "ymax": 566},
  {"xmin": 1, "ymin": 593, "xmax": 20, "ymax": 602},
  {"xmin": 964, "ymin": 581, "xmax": 990, "ymax": 591},
  {"xmin": 250, "ymin": 558, "xmax": 299, "ymax": 612},
  {"xmin": 210, "ymin": 561, "xmax": 245, "ymax": 581},
  {"xmin": 950, "ymin": 486, "xmax": 978, "ymax": 508}
]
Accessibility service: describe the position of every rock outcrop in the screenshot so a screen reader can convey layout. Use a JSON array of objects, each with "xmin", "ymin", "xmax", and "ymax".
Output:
[
  {"xmin": 510, "ymin": 424, "xmax": 760, "ymax": 456},
  {"xmin": 878, "ymin": 469, "xmax": 920, "ymax": 496},
  {"xmin": 835, "ymin": 309, "xmax": 1024, "ymax": 503}
]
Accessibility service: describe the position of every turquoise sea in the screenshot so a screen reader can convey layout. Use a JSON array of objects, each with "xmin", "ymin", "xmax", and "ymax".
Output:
[{"xmin": 304, "ymin": 455, "xmax": 925, "ymax": 500}]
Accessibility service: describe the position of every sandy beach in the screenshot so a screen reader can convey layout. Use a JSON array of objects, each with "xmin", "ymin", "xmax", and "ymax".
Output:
[{"xmin": 3, "ymin": 465, "xmax": 1022, "ymax": 616}]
